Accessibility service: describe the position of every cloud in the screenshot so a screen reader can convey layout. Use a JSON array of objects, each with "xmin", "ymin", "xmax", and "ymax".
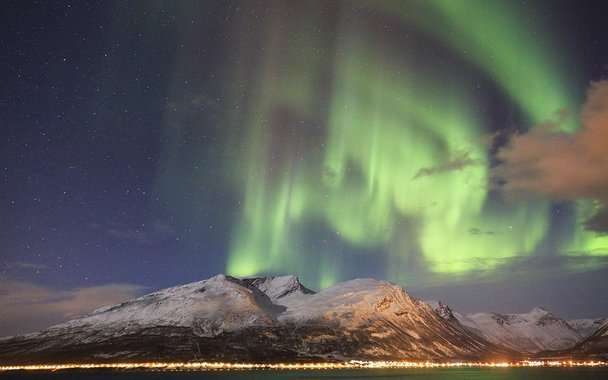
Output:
[
  {"xmin": 413, "ymin": 151, "xmax": 482, "ymax": 179},
  {"xmin": 411, "ymin": 258, "xmax": 608, "ymax": 318},
  {"xmin": 468, "ymin": 228, "xmax": 497, "ymax": 235},
  {"xmin": 494, "ymin": 81, "xmax": 608, "ymax": 232},
  {"xmin": 584, "ymin": 206, "xmax": 608, "ymax": 233},
  {"xmin": 0, "ymin": 277, "xmax": 145, "ymax": 337},
  {"xmin": 91, "ymin": 220, "xmax": 175, "ymax": 245},
  {"xmin": 429, "ymin": 251, "xmax": 608, "ymax": 288},
  {"xmin": 7, "ymin": 262, "xmax": 47, "ymax": 270}
]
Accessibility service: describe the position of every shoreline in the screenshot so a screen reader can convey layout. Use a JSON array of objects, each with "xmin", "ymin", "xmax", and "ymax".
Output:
[{"xmin": 1, "ymin": 360, "xmax": 607, "ymax": 372}]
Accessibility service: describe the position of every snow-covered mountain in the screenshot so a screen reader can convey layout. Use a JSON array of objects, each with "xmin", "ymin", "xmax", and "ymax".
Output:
[
  {"xmin": 0, "ymin": 275, "xmax": 512, "ymax": 365},
  {"xmin": 240, "ymin": 275, "xmax": 315, "ymax": 300},
  {"xmin": 426, "ymin": 301, "xmax": 582, "ymax": 353},
  {"xmin": 568, "ymin": 318, "xmax": 607, "ymax": 338},
  {"xmin": 565, "ymin": 319, "xmax": 608, "ymax": 359},
  {"xmin": 426, "ymin": 300, "xmax": 460, "ymax": 325}
]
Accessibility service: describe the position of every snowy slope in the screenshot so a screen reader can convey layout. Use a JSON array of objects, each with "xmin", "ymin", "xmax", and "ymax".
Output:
[
  {"xmin": 0, "ymin": 275, "xmax": 511, "ymax": 364},
  {"xmin": 427, "ymin": 302, "xmax": 582, "ymax": 353},
  {"xmin": 272, "ymin": 279, "xmax": 506, "ymax": 360},
  {"xmin": 591, "ymin": 319, "xmax": 608, "ymax": 338},
  {"xmin": 568, "ymin": 318, "xmax": 607, "ymax": 338},
  {"xmin": 463, "ymin": 308, "xmax": 581, "ymax": 353},
  {"xmin": 240, "ymin": 275, "xmax": 314, "ymax": 299},
  {"xmin": 62, "ymin": 275, "xmax": 276, "ymax": 336},
  {"xmin": 565, "ymin": 319, "xmax": 608, "ymax": 359}
]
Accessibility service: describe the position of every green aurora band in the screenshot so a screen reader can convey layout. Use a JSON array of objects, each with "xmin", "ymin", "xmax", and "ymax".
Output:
[{"xmin": 224, "ymin": 1, "xmax": 607, "ymax": 288}]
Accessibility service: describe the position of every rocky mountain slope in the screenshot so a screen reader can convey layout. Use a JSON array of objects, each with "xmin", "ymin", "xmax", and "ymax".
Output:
[
  {"xmin": 564, "ymin": 319, "xmax": 608, "ymax": 359},
  {"xmin": 426, "ymin": 301, "xmax": 582, "ymax": 353},
  {"xmin": 0, "ymin": 275, "xmax": 512, "ymax": 365},
  {"xmin": 568, "ymin": 318, "xmax": 607, "ymax": 338}
]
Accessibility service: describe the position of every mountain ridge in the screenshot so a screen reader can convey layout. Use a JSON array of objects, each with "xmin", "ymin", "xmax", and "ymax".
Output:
[
  {"xmin": 563, "ymin": 319, "xmax": 608, "ymax": 359},
  {"xmin": 0, "ymin": 274, "xmax": 513, "ymax": 365},
  {"xmin": 426, "ymin": 300, "xmax": 582, "ymax": 353},
  {"xmin": 568, "ymin": 318, "xmax": 607, "ymax": 338}
]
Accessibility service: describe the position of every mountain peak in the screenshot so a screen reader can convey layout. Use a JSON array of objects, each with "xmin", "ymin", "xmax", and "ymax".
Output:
[
  {"xmin": 239, "ymin": 275, "xmax": 315, "ymax": 299},
  {"xmin": 426, "ymin": 300, "xmax": 457, "ymax": 323},
  {"xmin": 0, "ymin": 274, "xmax": 512, "ymax": 364},
  {"xmin": 529, "ymin": 307, "xmax": 549, "ymax": 316}
]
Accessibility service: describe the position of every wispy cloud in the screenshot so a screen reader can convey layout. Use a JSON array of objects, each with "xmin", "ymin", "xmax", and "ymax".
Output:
[
  {"xmin": 412, "ymin": 254, "xmax": 608, "ymax": 318},
  {"xmin": 90, "ymin": 220, "xmax": 175, "ymax": 245},
  {"xmin": 494, "ymin": 80, "xmax": 608, "ymax": 232},
  {"xmin": 6, "ymin": 262, "xmax": 47, "ymax": 270},
  {"xmin": 421, "ymin": 251, "xmax": 608, "ymax": 292},
  {"xmin": 413, "ymin": 151, "xmax": 482, "ymax": 179},
  {"xmin": 0, "ymin": 277, "xmax": 145, "ymax": 337},
  {"xmin": 468, "ymin": 228, "xmax": 498, "ymax": 235}
]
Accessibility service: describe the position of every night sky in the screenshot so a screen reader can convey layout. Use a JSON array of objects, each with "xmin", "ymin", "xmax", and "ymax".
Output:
[{"xmin": 2, "ymin": 0, "xmax": 608, "ymax": 337}]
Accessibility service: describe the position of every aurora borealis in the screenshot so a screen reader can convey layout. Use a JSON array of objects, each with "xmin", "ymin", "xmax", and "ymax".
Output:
[
  {"xmin": 222, "ymin": 0, "xmax": 605, "ymax": 287},
  {"xmin": 1, "ymin": 0, "xmax": 608, "ymax": 336}
]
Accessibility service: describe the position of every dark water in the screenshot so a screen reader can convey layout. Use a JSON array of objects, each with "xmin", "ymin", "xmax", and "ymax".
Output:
[{"xmin": 1, "ymin": 368, "xmax": 607, "ymax": 380}]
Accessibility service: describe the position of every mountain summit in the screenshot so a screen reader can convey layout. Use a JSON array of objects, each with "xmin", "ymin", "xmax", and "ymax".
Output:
[
  {"xmin": 0, "ymin": 274, "xmax": 511, "ymax": 365},
  {"xmin": 240, "ymin": 275, "xmax": 315, "ymax": 299},
  {"xmin": 427, "ymin": 302, "xmax": 582, "ymax": 353}
]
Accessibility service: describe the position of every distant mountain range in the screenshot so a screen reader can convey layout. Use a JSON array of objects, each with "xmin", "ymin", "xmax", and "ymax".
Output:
[
  {"xmin": 568, "ymin": 318, "xmax": 607, "ymax": 338},
  {"xmin": 425, "ymin": 301, "xmax": 581, "ymax": 353},
  {"xmin": 562, "ymin": 319, "xmax": 608, "ymax": 359},
  {"xmin": 0, "ymin": 275, "xmax": 605, "ymax": 364}
]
